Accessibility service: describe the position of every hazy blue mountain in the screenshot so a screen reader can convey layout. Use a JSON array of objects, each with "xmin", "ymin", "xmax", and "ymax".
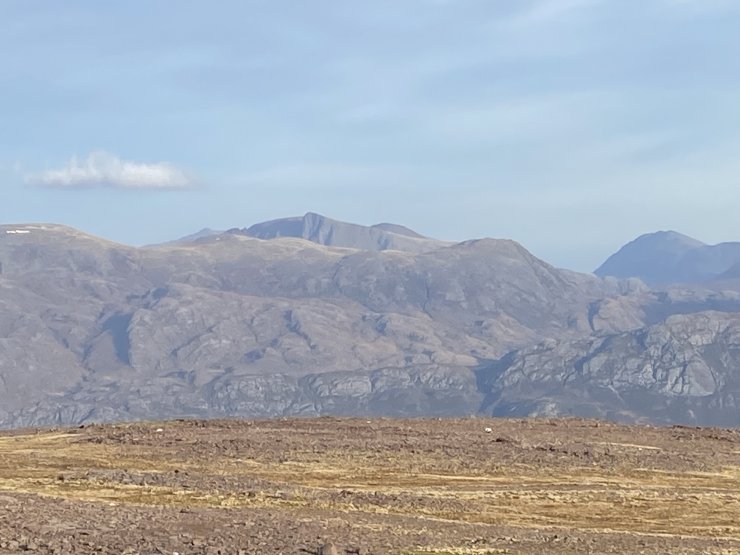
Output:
[
  {"xmin": 595, "ymin": 231, "xmax": 704, "ymax": 284},
  {"xmin": 677, "ymin": 242, "xmax": 740, "ymax": 281},
  {"xmin": 149, "ymin": 228, "xmax": 223, "ymax": 247},
  {"xmin": 369, "ymin": 222, "xmax": 427, "ymax": 239},
  {"xmin": 596, "ymin": 231, "xmax": 740, "ymax": 285}
]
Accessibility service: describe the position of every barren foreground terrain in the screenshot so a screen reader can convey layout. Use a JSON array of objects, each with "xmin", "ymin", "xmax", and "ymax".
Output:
[{"xmin": 0, "ymin": 418, "xmax": 739, "ymax": 554}]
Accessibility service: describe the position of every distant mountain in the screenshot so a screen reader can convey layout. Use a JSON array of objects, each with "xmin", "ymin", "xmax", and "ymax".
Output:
[
  {"xmin": 595, "ymin": 231, "xmax": 705, "ymax": 284},
  {"xmin": 719, "ymin": 261, "xmax": 740, "ymax": 281},
  {"xmin": 595, "ymin": 231, "xmax": 740, "ymax": 285},
  {"xmin": 369, "ymin": 222, "xmax": 426, "ymax": 238},
  {"xmin": 234, "ymin": 212, "xmax": 448, "ymax": 253},
  {"xmin": 677, "ymin": 242, "xmax": 740, "ymax": 282},
  {"xmin": 149, "ymin": 228, "xmax": 223, "ymax": 247},
  {"xmin": 1, "ymin": 219, "xmax": 740, "ymax": 427}
]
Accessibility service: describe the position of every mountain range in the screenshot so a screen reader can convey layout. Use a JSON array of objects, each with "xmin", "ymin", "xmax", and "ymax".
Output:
[{"xmin": 1, "ymin": 215, "xmax": 739, "ymax": 427}]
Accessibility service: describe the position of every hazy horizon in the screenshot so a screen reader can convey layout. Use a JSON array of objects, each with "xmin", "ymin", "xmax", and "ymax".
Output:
[{"xmin": 3, "ymin": 0, "xmax": 740, "ymax": 272}]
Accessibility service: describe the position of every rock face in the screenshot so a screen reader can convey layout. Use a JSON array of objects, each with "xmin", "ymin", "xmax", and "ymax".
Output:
[
  {"xmin": 596, "ymin": 230, "xmax": 740, "ymax": 286},
  {"xmin": 1, "ymin": 220, "xmax": 740, "ymax": 427},
  {"xmin": 479, "ymin": 312, "xmax": 740, "ymax": 426}
]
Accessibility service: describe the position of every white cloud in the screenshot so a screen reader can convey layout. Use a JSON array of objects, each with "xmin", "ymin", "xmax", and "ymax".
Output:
[{"xmin": 25, "ymin": 151, "xmax": 195, "ymax": 190}]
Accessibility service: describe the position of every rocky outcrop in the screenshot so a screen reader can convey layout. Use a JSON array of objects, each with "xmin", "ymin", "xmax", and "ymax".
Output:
[{"xmin": 479, "ymin": 312, "xmax": 740, "ymax": 426}]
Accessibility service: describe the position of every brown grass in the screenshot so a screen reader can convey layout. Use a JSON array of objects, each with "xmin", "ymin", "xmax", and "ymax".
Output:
[{"xmin": 1, "ymin": 419, "xmax": 739, "ymax": 551}]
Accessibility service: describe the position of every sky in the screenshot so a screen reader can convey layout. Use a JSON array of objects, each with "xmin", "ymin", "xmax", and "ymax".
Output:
[{"xmin": 2, "ymin": 0, "xmax": 740, "ymax": 272}]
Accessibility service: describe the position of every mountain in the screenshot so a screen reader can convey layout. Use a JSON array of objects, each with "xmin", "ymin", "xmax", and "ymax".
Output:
[
  {"xmin": 1, "ymin": 220, "xmax": 740, "ymax": 427},
  {"xmin": 596, "ymin": 231, "xmax": 740, "ymax": 285},
  {"xmin": 148, "ymin": 228, "xmax": 223, "ymax": 247},
  {"xmin": 678, "ymin": 242, "xmax": 740, "ymax": 282},
  {"xmin": 235, "ymin": 212, "xmax": 448, "ymax": 253},
  {"xmin": 595, "ymin": 231, "xmax": 705, "ymax": 284}
]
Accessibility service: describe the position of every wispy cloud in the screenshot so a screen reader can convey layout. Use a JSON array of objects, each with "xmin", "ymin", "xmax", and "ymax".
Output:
[{"xmin": 25, "ymin": 151, "xmax": 195, "ymax": 190}]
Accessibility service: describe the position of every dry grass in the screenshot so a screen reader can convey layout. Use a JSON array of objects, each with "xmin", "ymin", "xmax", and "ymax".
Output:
[{"xmin": 1, "ymin": 418, "xmax": 739, "ymax": 553}]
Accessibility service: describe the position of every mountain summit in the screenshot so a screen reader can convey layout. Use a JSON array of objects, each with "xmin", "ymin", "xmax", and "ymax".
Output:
[{"xmin": 234, "ymin": 212, "xmax": 447, "ymax": 253}]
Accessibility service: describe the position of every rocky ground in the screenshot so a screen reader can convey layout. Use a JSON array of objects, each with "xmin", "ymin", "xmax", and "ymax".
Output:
[{"xmin": 0, "ymin": 418, "xmax": 739, "ymax": 554}]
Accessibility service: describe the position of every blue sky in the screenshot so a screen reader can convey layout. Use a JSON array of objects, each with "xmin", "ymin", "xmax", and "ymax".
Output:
[{"xmin": 2, "ymin": 0, "xmax": 740, "ymax": 271}]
